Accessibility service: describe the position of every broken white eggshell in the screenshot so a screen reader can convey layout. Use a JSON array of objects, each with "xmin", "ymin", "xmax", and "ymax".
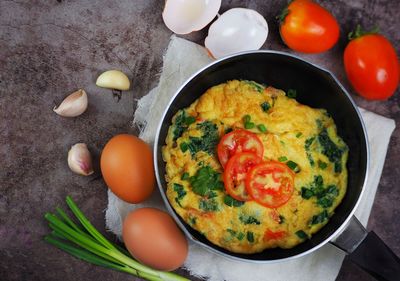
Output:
[
  {"xmin": 162, "ymin": 0, "xmax": 221, "ymax": 34},
  {"xmin": 205, "ymin": 8, "xmax": 269, "ymax": 59}
]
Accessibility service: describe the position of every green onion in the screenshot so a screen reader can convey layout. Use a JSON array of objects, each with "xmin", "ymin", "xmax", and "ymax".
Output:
[
  {"xmin": 242, "ymin": 115, "xmax": 251, "ymax": 123},
  {"xmin": 44, "ymin": 196, "xmax": 188, "ymax": 281},
  {"xmin": 245, "ymin": 122, "xmax": 255, "ymax": 129},
  {"xmin": 278, "ymin": 156, "xmax": 288, "ymax": 162},
  {"xmin": 286, "ymin": 160, "xmax": 300, "ymax": 173},
  {"xmin": 257, "ymin": 124, "xmax": 267, "ymax": 133}
]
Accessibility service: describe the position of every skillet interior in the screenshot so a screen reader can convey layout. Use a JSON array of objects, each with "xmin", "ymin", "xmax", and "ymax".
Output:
[{"xmin": 155, "ymin": 52, "xmax": 368, "ymax": 261}]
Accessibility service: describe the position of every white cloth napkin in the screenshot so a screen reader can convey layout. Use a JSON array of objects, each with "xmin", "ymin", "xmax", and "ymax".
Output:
[{"xmin": 105, "ymin": 35, "xmax": 396, "ymax": 281}]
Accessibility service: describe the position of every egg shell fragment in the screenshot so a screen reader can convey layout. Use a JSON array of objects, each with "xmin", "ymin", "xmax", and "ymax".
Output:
[
  {"xmin": 205, "ymin": 8, "xmax": 269, "ymax": 59},
  {"xmin": 162, "ymin": 0, "xmax": 221, "ymax": 34},
  {"xmin": 122, "ymin": 208, "xmax": 188, "ymax": 271}
]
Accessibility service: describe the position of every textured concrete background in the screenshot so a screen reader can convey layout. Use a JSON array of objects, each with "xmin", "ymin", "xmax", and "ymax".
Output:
[{"xmin": 0, "ymin": 0, "xmax": 399, "ymax": 280}]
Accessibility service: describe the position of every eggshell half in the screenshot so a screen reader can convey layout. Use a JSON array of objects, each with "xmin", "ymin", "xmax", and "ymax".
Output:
[
  {"xmin": 122, "ymin": 208, "xmax": 188, "ymax": 271},
  {"xmin": 205, "ymin": 8, "xmax": 269, "ymax": 59},
  {"xmin": 163, "ymin": 0, "xmax": 221, "ymax": 34}
]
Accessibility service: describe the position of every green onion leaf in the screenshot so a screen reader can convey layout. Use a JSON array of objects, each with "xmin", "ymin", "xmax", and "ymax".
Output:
[
  {"xmin": 245, "ymin": 122, "xmax": 255, "ymax": 129},
  {"xmin": 257, "ymin": 124, "xmax": 267, "ymax": 133},
  {"xmin": 278, "ymin": 156, "xmax": 288, "ymax": 162},
  {"xmin": 286, "ymin": 160, "xmax": 300, "ymax": 173}
]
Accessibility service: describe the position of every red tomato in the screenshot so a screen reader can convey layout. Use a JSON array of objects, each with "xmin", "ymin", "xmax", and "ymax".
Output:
[
  {"xmin": 217, "ymin": 129, "xmax": 264, "ymax": 168},
  {"xmin": 264, "ymin": 229, "xmax": 287, "ymax": 241},
  {"xmin": 223, "ymin": 152, "xmax": 262, "ymax": 201},
  {"xmin": 344, "ymin": 31, "xmax": 399, "ymax": 100},
  {"xmin": 245, "ymin": 161, "xmax": 295, "ymax": 208},
  {"xmin": 279, "ymin": 0, "xmax": 339, "ymax": 53}
]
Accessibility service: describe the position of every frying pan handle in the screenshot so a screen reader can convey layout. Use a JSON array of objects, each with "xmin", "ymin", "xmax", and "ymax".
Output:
[{"xmin": 331, "ymin": 216, "xmax": 400, "ymax": 281}]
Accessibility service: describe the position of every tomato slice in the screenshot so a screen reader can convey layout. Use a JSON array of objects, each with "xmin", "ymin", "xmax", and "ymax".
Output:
[
  {"xmin": 217, "ymin": 129, "xmax": 264, "ymax": 168},
  {"xmin": 245, "ymin": 161, "xmax": 295, "ymax": 208},
  {"xmin": 264, "ymin": 229, "xmax": 286, "ymax": 241},
  {"xmin": 223, "ymin": 152, "xmax": 262, "ymax": 201}
]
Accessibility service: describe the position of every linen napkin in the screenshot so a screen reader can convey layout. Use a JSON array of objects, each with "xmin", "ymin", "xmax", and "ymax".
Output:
[{"xmin": 105, "ymin": 35, "xmax": 396, "ymax": 281}]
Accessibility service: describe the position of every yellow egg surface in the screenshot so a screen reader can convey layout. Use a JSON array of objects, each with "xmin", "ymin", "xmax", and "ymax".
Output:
[{"xmin": 162, "ymin": 80, "xmax": 348, "ymax": 254}]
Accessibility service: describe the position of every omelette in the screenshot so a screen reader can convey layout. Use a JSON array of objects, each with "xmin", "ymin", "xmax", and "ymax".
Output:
[{"xmin": 162, "ymin": 80, "xmax": 348, "ymax": 254}]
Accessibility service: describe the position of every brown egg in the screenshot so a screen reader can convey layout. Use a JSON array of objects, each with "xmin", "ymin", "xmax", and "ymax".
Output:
[{"xmin": 122, "ymin": 208, "xmax": 188, "ymax": 271}]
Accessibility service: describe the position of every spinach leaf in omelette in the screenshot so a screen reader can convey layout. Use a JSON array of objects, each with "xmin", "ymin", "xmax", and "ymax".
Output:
[
  {"xmin": 185, "ymin": 121, "xmax": 220, "ymax": 157},
  {"xmin": 190, "ymin": 166, "xmax": 224, "ymax": 198}
]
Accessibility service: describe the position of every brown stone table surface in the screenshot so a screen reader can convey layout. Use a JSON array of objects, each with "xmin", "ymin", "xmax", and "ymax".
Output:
[{"xmin": 0, "ymin": 0, "xmax": 399, "ymax": 280}]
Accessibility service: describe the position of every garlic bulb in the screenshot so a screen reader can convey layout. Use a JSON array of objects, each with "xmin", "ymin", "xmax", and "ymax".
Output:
[
  {"xmin": 67, "ymin": 143, "xmax": 94, "ymax": 176},
  {"xmin": 205, "ymin": 8, "xmax": 269, "ymax": 59},
  {"xmin": 96, "ymin": 70, "xmax": 130, "ymax": 91},
  {"xmin": 53, "ymin": 89, "xmax": 88, "ymax": 117},
  {"xmin": 162, "ymin": 0, "xmax": 221, "ymax": 34}
]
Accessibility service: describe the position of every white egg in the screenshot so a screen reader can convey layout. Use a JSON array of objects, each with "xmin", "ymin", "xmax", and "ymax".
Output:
[
  {"xmin": 205, "ymin": 8, "xmax": 269, "ymax": 59},
  {"xmin": 162, "ymin": 0, "xmax": 221, "ymax": 34}
]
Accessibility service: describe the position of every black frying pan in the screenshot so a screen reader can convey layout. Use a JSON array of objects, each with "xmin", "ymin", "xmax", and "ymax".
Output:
[{"xmin": 153, "ymin": 51, "xmax": 400, "ymax": 280}]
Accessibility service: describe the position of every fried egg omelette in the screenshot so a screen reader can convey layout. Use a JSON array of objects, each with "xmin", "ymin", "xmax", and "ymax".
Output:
[{"xmin": 162, "ymin": 80, "xmax": 348, "ymax": 254}]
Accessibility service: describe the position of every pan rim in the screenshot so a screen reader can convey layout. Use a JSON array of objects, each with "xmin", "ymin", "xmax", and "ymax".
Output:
[{"xmin": 153, "ymin": 50, "xmax": 370, "ymax": 263}]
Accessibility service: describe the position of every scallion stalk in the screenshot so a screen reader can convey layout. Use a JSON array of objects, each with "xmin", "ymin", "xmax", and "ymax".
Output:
[{"xmin": 44, "ymin": 196, "xmax": 189, "ymax": 281}]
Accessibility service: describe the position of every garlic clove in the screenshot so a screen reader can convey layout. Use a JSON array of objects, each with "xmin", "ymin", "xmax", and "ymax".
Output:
[
  {"xmin": 67, "ymin": 143, "xmax": 94, "ymax": 176},
  {"xmin": 162, "ymin": 0, "xmax": 221, "ymax": 34},
  {"xmin": 205, "ymin": 8, "xmax": 269, "ymax": 59},
  {"xmin": 53, "ymin": 89, "xmax": 88, "ymax": 117},
  {"xmin": 96, "ymin": 70, "xmax": 130, "ymax": 91}
]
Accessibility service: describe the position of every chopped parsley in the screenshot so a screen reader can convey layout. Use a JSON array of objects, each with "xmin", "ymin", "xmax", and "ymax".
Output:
[
  {"xmin": 279, "ymin": 215, "xmax": 285, "ymax": 224},
  {"xmin": 260, "ymin": 101, "xmax": 271, "ymax": 112},
  {"xmin": 296, "ymin": 132, "xmax": 303, "ymax": 138},
  {"xmin": 223, "ymin": 195, "xmax": 245, "ymax": 207},
  {"xmin": 173, "ymin": 111, "xmax": 196, "ymax": 141},
  {"xmin": 295, "ymin": 230, "xmax": 308, "ymax": 240},
  {"xmin": 190, "ymin": 166, "xmax": 224, "ymax": 197},
  {"xmin": 318, "ymin": 128, "xmax": 345, "ymax": 173},
  {"xmin": 239, "ymin": 215, "xmax": 261, "ymax": 225}
]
